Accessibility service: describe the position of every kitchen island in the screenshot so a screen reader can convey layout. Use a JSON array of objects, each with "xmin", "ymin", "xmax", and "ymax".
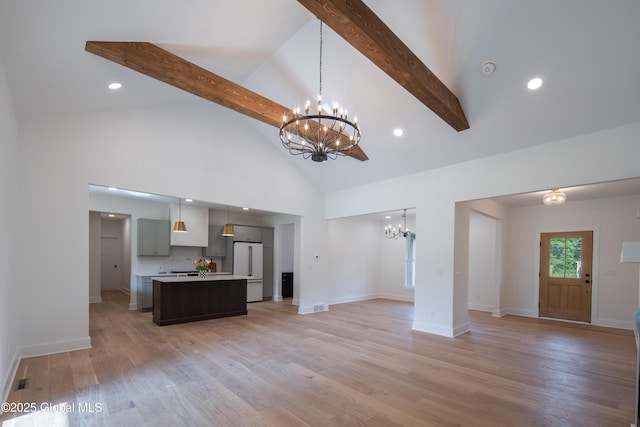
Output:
[{"xmin": 152, "ymin": 275, "xmax": 248, "ymax": 326}]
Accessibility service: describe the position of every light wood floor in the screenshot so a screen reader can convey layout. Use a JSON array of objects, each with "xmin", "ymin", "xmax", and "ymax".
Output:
[{"xmin": 1, "ymin": 291, "xmax": 636, "ymax": 426}]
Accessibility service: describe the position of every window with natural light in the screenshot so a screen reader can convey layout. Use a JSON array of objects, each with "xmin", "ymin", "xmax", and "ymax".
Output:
[{"xmin": 405, "ymin": 233, "xmax": 416, "ymax": 287}]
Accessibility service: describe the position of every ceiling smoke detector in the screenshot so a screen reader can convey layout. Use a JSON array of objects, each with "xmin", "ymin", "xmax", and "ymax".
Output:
[{"xmin": 481, "ymin": 61, "xmax": 496, "ymax": 76}]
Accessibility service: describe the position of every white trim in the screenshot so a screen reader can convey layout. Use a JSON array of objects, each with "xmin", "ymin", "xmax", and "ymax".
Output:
[
  {"xmin": 298, "ymin": 304, "xmax": 328, "ymax": 314},
  {"xmin": 19, "ymin": 337, "xmax": 91, "ymax": 359},
  {"xmin": 468, "ymin": 303, "xmax": 493, "ymax": 312},
  {"xmin": 505, "ymin": 308, "xmax": 538, "ymax": 318},
  {"xmin": 452, "ymin": 322, "xmax": 470, "ymax": 337},
  {"xmin": 378, "ymin": 292, "xmax": 414, "ymax": 303},
  {"xmin": 492, "ymin": 308, "xmax": 507, "ymax": 318},
  {"xmin": 89, "ymin": 296, "xmax": 102, "ymax": 303},
  {"xmin": 329, "ymin": 294, "xmax": 378, "ymax": 305},
  {"xmin": 412, "ymin": 320, "xmax": 457, "ymax": 338},
  {"xmin": 128, "ymin": 302, "xmax": 138, "ymax": 311},
  {"xmin": 592, "ymin": 318, "xmax": 634, "ymax": 330},
  {"xmin": 1, "ymin": 348, "xmax": 20, "ymax": 404}
]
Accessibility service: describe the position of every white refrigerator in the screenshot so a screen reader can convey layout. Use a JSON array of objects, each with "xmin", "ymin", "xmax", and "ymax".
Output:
[{"xmin": 233, "ymin": 242, "xmax": 263, "ymax": 302}]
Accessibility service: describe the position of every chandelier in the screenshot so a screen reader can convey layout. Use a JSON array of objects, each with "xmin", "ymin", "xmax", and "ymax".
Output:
[
  {"xmin": 542, "ymin": 189, "xmax": 566, "ymax": 205},
  {"xmin": 279, "ymin": 21, "xmax": 361, "ymax": 163},
  {"xmin": 385, "ymin": 209, "xmax": 414, "ymax": 239}
]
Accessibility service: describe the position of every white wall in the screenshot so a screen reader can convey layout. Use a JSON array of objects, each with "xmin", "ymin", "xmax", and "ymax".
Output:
[
  {"xmin": 15, "ymin": 100, "xmax": 328, "ymax": 359},
  {"xmin": 327, "ymin": 217, "xmax": 380, "ymax": 304},
  {"xmin": 504, "ymin": 194, "xmax": 640, "ymax": 329},
  {"xmin": 0, "ymin": 58, "xmax": 20, "ymax": 401},
  {"xmin": 88, "ymin": 211, "xmax": 101, "ymax": 303},
  {"xmin": 326, "ymin": 122, "xmax": 640, "ymax": 336},
  {"xmin": 468, "ymin": 210, "xmax": 498, "ymax": 312},
  {"xmin": 326, "ymin": 214, "xmax": 416, "ymax": 304}
]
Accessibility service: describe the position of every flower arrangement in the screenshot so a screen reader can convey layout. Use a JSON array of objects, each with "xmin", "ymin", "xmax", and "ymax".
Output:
[{"xmin": 192, "ymin": 259, "xmax": 211, "ymax": 271}]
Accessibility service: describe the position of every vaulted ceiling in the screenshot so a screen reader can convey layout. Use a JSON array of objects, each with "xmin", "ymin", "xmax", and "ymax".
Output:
[{"xmin": 1, "ymin": 0, "xmax": 639, "ymax": 194}]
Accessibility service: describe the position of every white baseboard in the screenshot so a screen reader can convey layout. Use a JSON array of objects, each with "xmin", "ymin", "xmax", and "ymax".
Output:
[
  {"xmin": 492, "ymin": 308, "xmax": 507, "ymax": 317},
  {"xmin": 119, "ymin": 286, "xmax": 130, "ymax": 295},
  {"xmin": 328, "ymin": 294, "xmax": 378, "ymax": 305},
  {"xmin": 19, "ymin": 336, "xmax": 91, "ymax": 359},
  {"xmin": 128, "ymin": 303, "xmax": 138, "ymax": 311},
  {"xmin": 468, "ymin": 303, "xmax": 493, "ymax": 312},
  {"xmin": 89, "ymin": 296, "xmax": 102, "ymax": 304},
  {"xmin": 593, "ymin": 318, "xmax": 633, "ymax": 330},
  {"xmin": 453, "ymin": 322, "xmax": 470, "ymax": 337},
  {"xmin": 412, "ymin": 320, "xmax": 457, "ymax": 338},
  {"xmin": 378, "ymin": 292, "xmax": 414, "ymax": 303},
  {"xmin": 1, "ymin": 348, "xmax": 20, "ymax": 404},
  {"xmin": 504, "ymin": 308, "xmax": 538, "ymax": 318},
  {"xmin": 298, "ymin": 304, "xmax": 328, "ymax": 314}
]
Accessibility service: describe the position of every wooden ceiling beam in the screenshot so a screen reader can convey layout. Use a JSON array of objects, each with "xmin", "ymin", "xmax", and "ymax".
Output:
[
  {"xmin": 297, "ymin": 0, "xmax": 470, "ymax": 132},
  {"xmin": 85, "ymin": 41, "xmax": 368, "ymax": 161}
]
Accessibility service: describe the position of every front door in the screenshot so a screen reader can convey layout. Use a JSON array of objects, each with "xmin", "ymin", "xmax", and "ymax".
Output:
[{"xmin": 539, "ymin": 231, "xmax": 593, "ymax": 322}]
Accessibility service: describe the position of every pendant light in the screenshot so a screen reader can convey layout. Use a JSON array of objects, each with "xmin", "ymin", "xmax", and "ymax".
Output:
[
  {"xmin": 222, "ymin": 206, "xmax": 235, "ymax": 236},
  {"xmin": 173, "ymin": 198, "xmax": 187, "ymax": 232}
]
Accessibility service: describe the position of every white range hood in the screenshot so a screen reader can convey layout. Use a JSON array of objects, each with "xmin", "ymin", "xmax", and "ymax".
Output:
[{"xmin": 169, "ymin": 203, "xmax": 209, "ymax": 247}]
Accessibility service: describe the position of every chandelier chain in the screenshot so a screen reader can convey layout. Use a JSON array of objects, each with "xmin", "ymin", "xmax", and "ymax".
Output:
[
  {"xmin": 278, "ymin": 19, "xmax": 361, "ymax": 162},
  {"xmin": 319, "ymin": 21, "xmax": 323, "ymax": 99}
]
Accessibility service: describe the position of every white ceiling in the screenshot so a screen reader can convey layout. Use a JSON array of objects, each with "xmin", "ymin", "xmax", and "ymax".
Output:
[{"xmin": 3, "ymin": 1, "xmax": 640, "ymax": 202}]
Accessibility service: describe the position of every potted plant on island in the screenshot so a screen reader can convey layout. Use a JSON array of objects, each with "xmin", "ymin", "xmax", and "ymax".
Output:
[{"xmin": 192, "ymin": 259, "xmax": 211, "ymax": 278}]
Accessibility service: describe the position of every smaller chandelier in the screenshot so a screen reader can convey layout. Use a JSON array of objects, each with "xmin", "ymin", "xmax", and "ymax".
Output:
[
  {"xmin": 279, "ymin": 21, "xmax": 361, "ymax": 163},
  {"xmin": 385, "ymin": 209, "xmax": 414, "ymax": 239},
  {"xmin": 542, "ymin": 189, "xmax": 566, "ymax": 205}
]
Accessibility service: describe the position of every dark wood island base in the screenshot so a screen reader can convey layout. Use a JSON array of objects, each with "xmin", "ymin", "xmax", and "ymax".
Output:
[{"xmin": 153, "ymin": 277, "xmax": 247, "ymax": 326}]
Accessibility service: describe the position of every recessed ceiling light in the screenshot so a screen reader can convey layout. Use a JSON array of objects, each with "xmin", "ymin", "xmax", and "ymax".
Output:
[
  {"xmin": 108, "ymin": 187, "xmax": 118, "ymax": 191},
  {"xmin": 185, "ymin": 199, "xmax": 193, "ymax": 203},
  {"xmin": 108, "ymin": 82, "xmax": 122, "ymax": 90},
  {"xmin": 527, "ymin": 77, "xmax": 543, "ymax": 90},
  {"xmin": 108, "ymin": 214, "xmax": 115, "ymax": 218},
  {"xmin": 393, "ymin": 128, "xmax": 403, "ymax": 137},
  {"xmin": 385, "ymin": 215, "xmax": 391, "ymax": 219},
  {"xmin": 242, "ymin": 207, "xmax": 249, "ymax": 211}
]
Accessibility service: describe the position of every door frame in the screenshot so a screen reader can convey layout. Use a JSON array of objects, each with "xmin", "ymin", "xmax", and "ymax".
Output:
[{"xmin": 533, "ymin": 226, "xmax": 600, "ymax": 323}]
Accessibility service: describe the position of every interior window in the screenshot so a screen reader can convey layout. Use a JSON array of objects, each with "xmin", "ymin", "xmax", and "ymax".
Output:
[{"xmin": 405, "ymin": 233, "xmax": 416, "ymax": 287}]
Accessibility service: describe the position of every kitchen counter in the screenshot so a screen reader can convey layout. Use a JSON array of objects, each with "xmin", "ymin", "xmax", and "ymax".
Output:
[
  {"xmin": 153, "ymin": 276, "xmax": 247, "ymax": 326},
  {"xmin": 151, "ymin": 274, "xmax": 248, "ymax": 283}
]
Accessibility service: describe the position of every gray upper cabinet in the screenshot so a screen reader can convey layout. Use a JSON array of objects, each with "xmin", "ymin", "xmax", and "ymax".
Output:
[
  {"xmin": 203, "ymin": 225, "xmax": 226, "ymax": 257},
  {"xmin": 261, "ymin": 227, "xmax": 274, "ymax": 248},
  {"xmin": 233, "ymin": 225, "xmax": 262, "ymax": 242},
  {"xmin": 137, "ymin": 218, "xmax": 170, "ymax": 256}
]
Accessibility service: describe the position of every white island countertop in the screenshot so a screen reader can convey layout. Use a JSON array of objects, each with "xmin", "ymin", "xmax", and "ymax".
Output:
[{"xmin": 151, "ymin": 275, "xmax": 250, "ymax": 283}]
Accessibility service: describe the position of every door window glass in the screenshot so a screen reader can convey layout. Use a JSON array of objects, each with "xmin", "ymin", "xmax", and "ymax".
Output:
[{"xmin": 549, "ymin": 237, "xmax": 583, "ymax": 278}]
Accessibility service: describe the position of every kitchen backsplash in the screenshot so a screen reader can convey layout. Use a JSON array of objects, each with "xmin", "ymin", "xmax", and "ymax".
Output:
[{"xmin": 136, "ymin": 246, "xmax": 224, "ymax": 275}]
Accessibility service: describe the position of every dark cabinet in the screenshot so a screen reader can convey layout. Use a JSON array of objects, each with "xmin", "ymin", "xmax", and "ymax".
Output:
[
  {"xmin": 153, "ymin": 278, "xmax": 247, "ymax": 326},
  {"xmin": 282, "ymin": 272, "xmax": 293, "ymax": 298}
]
